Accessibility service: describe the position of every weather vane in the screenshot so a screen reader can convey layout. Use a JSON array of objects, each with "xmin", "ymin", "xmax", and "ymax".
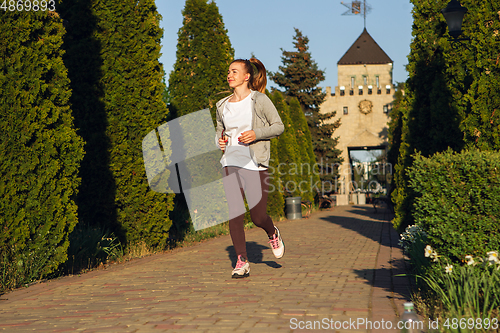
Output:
[{"xmin": 341, "ymin": 0, "xmax": 372, "ymax": 29}]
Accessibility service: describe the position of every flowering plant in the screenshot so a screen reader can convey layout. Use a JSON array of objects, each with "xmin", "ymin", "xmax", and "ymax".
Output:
[
  {"xmin": 399, "ymin": 224, "xmax": 427, "ymax": 253},
  {"xmin": 416, "ymin": 245, "xmax": 500, "ymax": 321}
]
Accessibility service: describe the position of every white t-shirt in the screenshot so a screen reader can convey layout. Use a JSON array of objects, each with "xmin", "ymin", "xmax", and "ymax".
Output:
[{"xmin": 220, "ymin": 94, "xmax": 265, "ymax": 170}]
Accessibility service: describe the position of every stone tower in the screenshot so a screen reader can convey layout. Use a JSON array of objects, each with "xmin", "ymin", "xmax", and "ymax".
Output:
[{"xmin": 321, "ymin": 28, "xmax": 394, "ymax": 204}]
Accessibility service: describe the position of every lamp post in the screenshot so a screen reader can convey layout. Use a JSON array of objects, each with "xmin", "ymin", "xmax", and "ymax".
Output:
[{"xmin": 441, "ymin": 0, "xmax": 469, "ymax": 41}]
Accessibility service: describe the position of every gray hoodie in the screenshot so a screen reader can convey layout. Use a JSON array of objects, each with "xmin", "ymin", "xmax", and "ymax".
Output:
[{"xmin": 215, "ymin": 90, "xmax": 284, "ymax": 167}]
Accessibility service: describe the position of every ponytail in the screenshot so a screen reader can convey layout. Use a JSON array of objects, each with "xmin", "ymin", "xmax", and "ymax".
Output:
[
  {"xmin": 248, "ymin": 58, "xmax": 267, "ymax": 93},
  {"xmin": 231, "ymin": 58, "xmax": 267, "ymax": 93}
]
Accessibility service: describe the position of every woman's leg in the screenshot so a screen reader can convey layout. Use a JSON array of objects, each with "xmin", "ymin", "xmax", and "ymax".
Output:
[
  {"xmin": 241, "ymin": 168, "xmax": 285, "ymax": 259},
  {"xmin": 223, "ymin": 167, "xmax": 248, "ymax": 260},
  {"xmin": 242, "ymin": 169, "xmax": 275, "ymax": 237}
]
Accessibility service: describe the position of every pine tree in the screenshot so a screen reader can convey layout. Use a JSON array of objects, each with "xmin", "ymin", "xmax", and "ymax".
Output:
[
  {"xmin": 168, "ymin": 0, "xmax": 234, "ymax": 121},
  {"xmin": 0, "ymin": 11, "xmax": 84, "ymax": 288},
  {"xmin": 270, "ymin": 28, "xmax": 342, "ymax": 183},
  {"xmin": 60, "ymin": 0, "xmax": 174, "ymax": 247}
]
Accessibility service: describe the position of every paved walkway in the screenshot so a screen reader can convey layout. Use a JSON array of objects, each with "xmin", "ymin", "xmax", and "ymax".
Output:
[{"xmin": 0, "ymin": 205, "xmax": 411, "ymax": 332}]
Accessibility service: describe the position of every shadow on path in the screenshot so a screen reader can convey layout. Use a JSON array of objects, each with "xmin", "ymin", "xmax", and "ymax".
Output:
[
  {"xmin": 322, "ymin": 205, "xmax": 412, "ymax": 306},
  {"xmin": 354, "ymin": 258, "xmax": 413, "ymax": 300},
  {"xmin": 347, "ymin": 206, "xmax": 394, "ymax": 222},
  {"xmin": 319, "ymin": 206, "xmax": 390, "ymax": 245},
  {"xmin": 225, "ymin": 242, "xmax": 282, "ymax": 269}
]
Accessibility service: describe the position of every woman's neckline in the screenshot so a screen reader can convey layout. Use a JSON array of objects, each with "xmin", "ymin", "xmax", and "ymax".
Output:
[{"xmin": 228, "ymin": 90, "xmax": 252, "ymax": 103}]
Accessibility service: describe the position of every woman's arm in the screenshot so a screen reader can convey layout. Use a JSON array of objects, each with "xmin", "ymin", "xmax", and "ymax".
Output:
[{"xmin": 253, "ymin": 94, "xmax": 284, "ymax": 140}]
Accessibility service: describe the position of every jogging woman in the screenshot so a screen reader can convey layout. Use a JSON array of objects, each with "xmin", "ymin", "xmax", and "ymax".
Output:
[{"xmin": 216, "ymin": 58, "xmax": 285, "ymax": 278}]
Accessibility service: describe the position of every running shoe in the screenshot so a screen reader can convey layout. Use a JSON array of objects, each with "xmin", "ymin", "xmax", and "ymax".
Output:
[
  {"xmin": 269, "ymin": 226, "xmax": 285, "ymax": 259},
  {"xmin": 232, "ymin": 255, "xmax": 250, "ymax": 278}
]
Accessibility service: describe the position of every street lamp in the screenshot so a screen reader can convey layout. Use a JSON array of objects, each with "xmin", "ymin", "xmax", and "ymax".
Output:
[{"xmin": 441, "ymin": 0, "xmax": 468, "ymax": 40}]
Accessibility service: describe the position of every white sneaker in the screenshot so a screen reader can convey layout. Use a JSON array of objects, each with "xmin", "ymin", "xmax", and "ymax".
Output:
[
  {"xmin": 268, "ymin": 226, "xmax": 285, "ymax": 259},
  {"xmin": 232, "ymin": 255, "xmax": 250, "ymax": 278}
]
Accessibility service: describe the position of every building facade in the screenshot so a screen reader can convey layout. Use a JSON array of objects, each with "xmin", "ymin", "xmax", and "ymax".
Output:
[{"xmin": 321, "ymin": 28, "xmax": 394, "ymax": 203}]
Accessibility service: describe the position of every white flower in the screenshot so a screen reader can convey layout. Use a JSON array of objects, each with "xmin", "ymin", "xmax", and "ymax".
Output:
[
  {"xmin": 465, "ymin": 255, "xmax": 475, "ymax": 266},
  {"xmin": 445, "ymin": 264, "xmax": 453, "ymax": 274},
  {"xmin": 486, "ymin": 251, "xmax": 499, "ymax": 265},
  {"xmin": 424, "ymin": 245, "xmax": 433, "ymax": 258}
]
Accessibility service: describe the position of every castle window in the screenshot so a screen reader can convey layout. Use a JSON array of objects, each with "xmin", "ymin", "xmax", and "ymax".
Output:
[
  {"xmin": 349, "ymin": 89, "xmax": 354, "ymax": 96},
  {"xmin": 377, "ymin": 89, "xmax": 382, "ymax": 95},
  {"xmin": 368, "ymin": 85, "xmax": 373, "ymax": 95},
  {"xmin": 358, "ymin": 85, "xmax": 363, "ymax": 95},
  {"xmin": 351, "ymin": 76, "xmax": 355, "ymax": 88},
  {"xmin": 386, "ymin": 85, "xmax": 391, "ymax": 94},
  {"xmin": 376, "ymin": 76, "xmax": 380, "ymax": 88},
  {"xmin": 340, "ymin": 86, "xmax": 345, "ymax": 96},
  {"xmin": 343, "ymin": 106, "xmax": 348, "ymax": 115},
  {"xmin": 363, "ymin": 76, "xmax": 367, "ymax": 85}
]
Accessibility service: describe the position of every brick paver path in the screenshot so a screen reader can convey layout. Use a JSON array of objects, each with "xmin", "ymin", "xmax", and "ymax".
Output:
[{"xmin": 0, "ymin": 205, "xmax": 411, "ymax": 332}]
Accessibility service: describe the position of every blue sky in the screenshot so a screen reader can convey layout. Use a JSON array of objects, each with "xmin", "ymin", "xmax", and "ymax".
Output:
[{"xmin": 156, "ymin": 0, "xmax": 414, "ymax": 91}]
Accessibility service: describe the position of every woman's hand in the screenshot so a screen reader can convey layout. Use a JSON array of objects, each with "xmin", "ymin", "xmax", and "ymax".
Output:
[
  {"xmin": 238, "ymin": 130, "xmax": 256, "ymax": 144},
  {"xmin": 218, "ymin": 135, "xmax": 228, "ymax": 151}
]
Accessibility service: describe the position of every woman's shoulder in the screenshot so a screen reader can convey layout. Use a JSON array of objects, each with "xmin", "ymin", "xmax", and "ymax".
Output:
[
  {"xmin": 251, "ymin": 90, "xmax": 272, "ymax": 103},
  {"xmin": 216, "ymin": 94, "xmax": 233, "ymax": 108}
]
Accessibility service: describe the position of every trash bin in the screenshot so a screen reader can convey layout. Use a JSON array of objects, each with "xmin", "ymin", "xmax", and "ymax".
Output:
[{"xmin": 285, "ymin": 196, "xmax": 302, "ymax": 220}]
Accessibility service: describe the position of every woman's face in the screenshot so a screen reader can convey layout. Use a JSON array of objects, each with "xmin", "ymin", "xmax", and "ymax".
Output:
[{"xmin": 227, "ymin": 62, "xmax": 249, "ymax": 89}]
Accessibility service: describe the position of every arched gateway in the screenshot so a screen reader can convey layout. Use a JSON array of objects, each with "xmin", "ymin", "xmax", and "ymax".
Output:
[{"xmin": 320, "ymin": 28, "xmax": 394, "ymax": 205}]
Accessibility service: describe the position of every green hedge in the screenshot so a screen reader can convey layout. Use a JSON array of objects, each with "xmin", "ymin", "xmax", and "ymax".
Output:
[
  {"xmin": 0, "ymin": 11, "xmax": 84, "ymax": 289},
  {"xmin": 60, "ymin": 0, "xmax": 174, "ymax": 248},
  {"xmin": 408, "ymin": 148, "xmax": 500, "ymax": 262}
]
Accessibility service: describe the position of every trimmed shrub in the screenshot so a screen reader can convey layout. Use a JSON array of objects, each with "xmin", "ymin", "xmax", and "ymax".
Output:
[
  {"xmin": 392, "ymin": 0, "xmax": 500, "ymax": 232},
  {"xmin": 166, "ymin": 0, "xmax": 233, "ymax": 237},
  {"xmin": 267, "ymin": 137, "xmax": 285, "ymax": 219},
  {"xmin": 168, "ymin": 0, "xmax": 234, "ymax": 121},
  {"xmin": 287, "ymin": 97, "xmax": 317, "ymax": 202},
  {"xmin": 0, "ymin": 11, "xmax": 84, "ymax": 289},
  {"xmin": 408, "ymin": 148, "xmax": 500, "ymax": 262},
  {"xmin": 271, "ymin": 91, "xmax": 301, "ymax": 197},
  {"xmin": 60, "ymin": 0, "xmax": 174, "ymax": 248}
]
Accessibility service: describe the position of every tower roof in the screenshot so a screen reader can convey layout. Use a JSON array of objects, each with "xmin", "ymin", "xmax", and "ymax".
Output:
[{"xmin": 338, "ymin": 28, "xmax": 393, "ymax": 65}]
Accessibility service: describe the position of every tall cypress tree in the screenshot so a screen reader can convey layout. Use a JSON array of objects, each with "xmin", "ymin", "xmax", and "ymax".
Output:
[
  {"xmin": 387, "ymin": 82, "xmax": 406, "ymax": 196},
  {"xmin": 271, "ymin": 91, "xmax": 302, "ymax": 197},
  {"xmin": 391, "ymin": 0, "xmax": 500, "ymax": 231},
  {"xmin": 392, "ymin": 0, "xmax": 463, "ymax": 231},
  {"xmin": 60, "ymin": 0, "xmax": 174, "ymax": 247},
  {"xmin": 168, "ymin": 0, "xmax": 234, "ymax": 121},
  {"xmin": 0, "ymin": 11, "xmax": 84, "ymax": 288},
  {"xmin": 287, "ymin": 97, "xmax": 317, "ymax": 202},
  {"xmin": 267, "ymin": 137, "xmax": 285, "ymax": 219},
  {"xmin": 166, "ymin": 0, "xmax": 234, "ymax": 237},
  {"xmin": 270, "ymin": 28, "xmax": 342, "ymax": 183},
  {"xmin": 458, "ymin": 0, "xmax": 500, "ymax": 150}
]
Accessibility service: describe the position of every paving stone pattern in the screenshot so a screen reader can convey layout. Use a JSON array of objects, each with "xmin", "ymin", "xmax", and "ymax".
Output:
[{"xmin": 0, "ymin": 205, "xmax": 411, "ymax": 332}]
